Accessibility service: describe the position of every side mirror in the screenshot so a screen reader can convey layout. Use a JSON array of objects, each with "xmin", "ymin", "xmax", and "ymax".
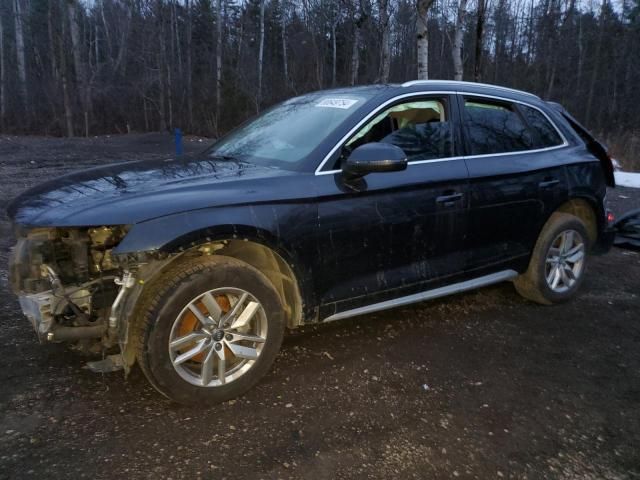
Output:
[{"xmin": 342, "ymin": 142, "xmax": 408, "ymax": 178}]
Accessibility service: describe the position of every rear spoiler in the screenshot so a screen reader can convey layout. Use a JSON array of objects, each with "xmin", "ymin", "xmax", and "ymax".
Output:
[{"xmin": 546, "ymin": 102, "xmax": 615, "ymax": 187}]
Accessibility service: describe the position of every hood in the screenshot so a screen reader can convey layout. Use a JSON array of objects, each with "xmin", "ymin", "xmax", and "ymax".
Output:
[{"xmin": 7, "ymin": 155, "xmax": 300, "ymax": 227}]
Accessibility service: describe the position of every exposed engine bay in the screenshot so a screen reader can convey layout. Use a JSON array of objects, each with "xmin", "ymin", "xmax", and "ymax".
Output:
[{"xmin": 9, "ymin": 226, "xmax": 132, "ymax": 356}]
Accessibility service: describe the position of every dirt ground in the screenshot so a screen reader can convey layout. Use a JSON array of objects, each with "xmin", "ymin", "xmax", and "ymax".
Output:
[{"xmin": 0, "ymin": 134, "xmax": 639, "ymax": 480}]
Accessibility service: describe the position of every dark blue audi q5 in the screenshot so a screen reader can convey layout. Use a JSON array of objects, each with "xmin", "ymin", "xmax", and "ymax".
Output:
[{"xmin": 8, "ymin": 81, "xmax": 616, "ymax": 404}]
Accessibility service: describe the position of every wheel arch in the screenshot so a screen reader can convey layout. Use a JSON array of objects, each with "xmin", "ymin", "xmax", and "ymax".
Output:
[
  {"xmin": 157, "ymin": 230, "xmax": 308, "ymax": 330},
  {"xmin": 117, "ymin": 226, "xmax": 312, "ymax": 372},
  {"xmin": 553, "ymin": 196, "xmax": 600, "ymax": 247}
]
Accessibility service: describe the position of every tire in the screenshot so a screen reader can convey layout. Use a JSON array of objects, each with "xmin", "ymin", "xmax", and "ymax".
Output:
[
  {"xmin": 514, "ymin": 212, "xmax": 590, "ymax": 305},
  {"xmin": 134, "ymin": 255, "xmax": 285, "ymax": 405}
]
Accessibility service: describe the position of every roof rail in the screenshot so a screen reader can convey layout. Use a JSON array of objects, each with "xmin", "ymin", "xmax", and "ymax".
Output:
[{"xmin": 401, "ymin": 80, "xmax": 539, "ymax": 100}]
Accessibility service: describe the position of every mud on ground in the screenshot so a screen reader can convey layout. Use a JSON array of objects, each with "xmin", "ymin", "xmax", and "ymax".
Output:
[{"xmin": 0, "ymin": 134, "xmax": 639, "ymax": 479}]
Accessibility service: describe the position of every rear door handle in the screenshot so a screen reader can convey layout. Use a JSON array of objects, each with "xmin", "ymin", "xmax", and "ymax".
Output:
[
  {"xmin": 436, "ymin": 192, "xmax": 464, "ymax": 206},
  {"xmin": 538, "ymin": 178, "xmax": 560, "ymax": 188}
]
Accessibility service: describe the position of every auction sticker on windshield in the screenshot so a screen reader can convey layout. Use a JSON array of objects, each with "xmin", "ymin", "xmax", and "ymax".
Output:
[{"xmin": 316, "ymin": 98, "xmax": 359, "ymax": 109}]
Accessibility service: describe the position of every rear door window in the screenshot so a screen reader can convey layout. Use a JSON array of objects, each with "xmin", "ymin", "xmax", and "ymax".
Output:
[{"xmin": 463, "ymin": 98, "xmax": 535, "ymax": 155}]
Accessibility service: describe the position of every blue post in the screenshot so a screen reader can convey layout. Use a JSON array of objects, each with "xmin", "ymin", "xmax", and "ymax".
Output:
[{"xmin": 174, "ymin": 128, "xmax": 183, "ymax": 156}]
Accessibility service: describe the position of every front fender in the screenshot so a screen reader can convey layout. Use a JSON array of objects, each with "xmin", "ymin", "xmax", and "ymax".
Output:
[
  {"xmin": 113, "ymin": 203, "xmax": 319, "ymax": 311},
  {"xmin": 114, "ymin": 204, "xmax": 313, "ymax": 258}
]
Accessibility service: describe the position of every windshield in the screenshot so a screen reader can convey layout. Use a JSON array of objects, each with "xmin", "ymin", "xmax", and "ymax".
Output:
[{"xmin": 207, "ymin": 93, "xmax": 369, "ymax": 170}]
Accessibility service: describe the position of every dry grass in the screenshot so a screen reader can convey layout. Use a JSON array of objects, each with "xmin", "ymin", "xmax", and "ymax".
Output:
[{"xmin": 599, "ymin": 131, "xmax": 640, "ymax": 172}]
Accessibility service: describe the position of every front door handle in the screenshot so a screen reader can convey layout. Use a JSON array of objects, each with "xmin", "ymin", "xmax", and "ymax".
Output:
[
  {"xmin": 539, "ymin": 178, "xmax": 560, "ymax": 188},
  {"xmin": 436, "ymin": 192, "xmax": 464, "ymax": 206}
]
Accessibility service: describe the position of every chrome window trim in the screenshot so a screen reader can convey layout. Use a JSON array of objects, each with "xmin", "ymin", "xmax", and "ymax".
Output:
[
  {"xmin": 314, "ymin": 90, "xmax": 569, "ymax": 176},
  {"xmin": 322, "ymin": 269, "xmax": 518, "ymax": 322}
]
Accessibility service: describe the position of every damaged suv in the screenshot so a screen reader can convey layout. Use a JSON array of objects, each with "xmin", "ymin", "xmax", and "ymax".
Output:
[{"xmin": 8, "ymin": 81, "xmax": 616, "ymax": 404}]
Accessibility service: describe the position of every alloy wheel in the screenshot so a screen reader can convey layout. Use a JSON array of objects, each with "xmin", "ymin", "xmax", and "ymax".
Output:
[
  {"xmin": 168, "ymin": 288, "xmax": 267, "ymax": 387},
  {"xmin": 545, "ymin": 229, "xmax": 586, "ymax": 293}
]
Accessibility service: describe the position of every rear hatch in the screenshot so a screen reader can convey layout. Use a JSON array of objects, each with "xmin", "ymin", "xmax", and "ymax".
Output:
[{"xmin": 546, "ymin": 102, "xmax": 615, "ymax": 187}]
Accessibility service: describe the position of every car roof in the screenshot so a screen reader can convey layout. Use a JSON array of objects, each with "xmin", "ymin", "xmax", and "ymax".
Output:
[
  {"xmin": 396, "ymin": 80, "xmax": 541, "ymax": 104},
  {"xmin": 401, "ymin": 79, "xmax": 537, "ymax": 98},
  {"xmin": 302, "ymin": 82, "xmax": 541, "ymax": 105}
]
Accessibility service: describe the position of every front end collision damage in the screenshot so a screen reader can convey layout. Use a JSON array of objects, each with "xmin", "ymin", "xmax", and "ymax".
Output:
[
  {"xmin": 9, "ymin": 223, "xmax": 306, "ymax": 374},
  {"xmin": 9, "ymin": 225, "xmax": 145, "ymax": 363}
]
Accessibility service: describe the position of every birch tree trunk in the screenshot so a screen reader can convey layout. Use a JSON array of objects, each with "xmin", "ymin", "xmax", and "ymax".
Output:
[
  {"xmin": 331, "ymin": 22, "xmax": 337, "ymax": 86},
  {"xmin": 452, "ymin": 0, "xmax": 468, "ymax": 81},
  {"xmin": 257, "ymin": 0, "xmax": 265, "ymax": 111},
  {"xmin": 350, "ymin": 0, "xmax": 368, "ymax": 86},
  {"xmin": 416, "ymin": 0, "xmax": 434, "ymax": 80},
  {"xmin": 215, "ymin": 0, "xmax": 223, "ymax": 129},
  {"xmin": 474, "ymin": 0, "xmax": 485, "ymax": 81},
  {"xmin": 67, "ymin": 0, "xmax": 90, "ymax": 136},
  {"xmin": 14, "ymin": 0, "xmax": 28, "ymax": 110},
  {"xmin": 350, "ymin": 26, "xmax": 361, "ymax": 85},
  {"xmin": 378, "ymin": 0, "xmax": 390, "ymax": 82}
]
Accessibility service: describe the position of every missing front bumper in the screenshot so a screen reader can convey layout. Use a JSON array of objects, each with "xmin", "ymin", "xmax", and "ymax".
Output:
[
  {"xmin": 17, "ymin": 288, "xmax": 93, "ymax": 342},
  {"xmin": 18, "ymin": 291, "xmax": 55, "ymax": 342}
]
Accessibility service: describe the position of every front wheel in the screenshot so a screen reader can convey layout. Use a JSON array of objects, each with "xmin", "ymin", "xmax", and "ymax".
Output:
[
  {"xmin": 134, "ymin": 256, "xmax": 285, "ymax": 405},
  {"xmin": 514, "ymin": 212, "xmax": 589, "ymax": 305}
]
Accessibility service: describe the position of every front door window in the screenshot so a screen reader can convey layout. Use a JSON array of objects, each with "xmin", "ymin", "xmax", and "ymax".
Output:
[{"xmin": 334, "ymin": 97, "xmax": 454, "ymax": 169}]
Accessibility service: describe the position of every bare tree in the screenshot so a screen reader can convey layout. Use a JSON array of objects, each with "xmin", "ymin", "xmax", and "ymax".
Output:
[
  {"xmin": 13, "ymin": 0, "xmax": 28, "ymax": 110},
  {"xmin": 585, "ymin": 0, "xmax": 606, "ymax": 125},
  {"xmin": 67, "ymin": 0, "xmax": 90, "ymax": 136},
  {"xmin": 0, "ymin": 13, "xmax": 5, "ymax": 128},
  {"xmin": 452, "ymin": 0, "xmax": 469, "ymax": 81},
  {"xmin": 350, "ymin": 0, "xmax": 369, "ymax": 85},
  {"xmin": 0, "ymin": 0, "xmax": 637, "ymax": 150},
  {"xmin": 416, "ymin": 0, "xmax": 435, "ymax": 80},
  {"xmin": 257, "ymin": 0, "xmax": 265, "ymax": 110},
  {"xmin": 281, "ymin": 1, "xmax": 289, "ymax": 88},
  {"xmin": 331, "ymin": 21, "xmax": 337, "ymax": 86},
  {"xmin": 59, "ymin": 0, "xmax": 74, "ymax": 137},
  {"xmin": 215, "ymin": 0, "xmax": 223, "ymax": 128},
  {"xmin": 474, "ymin": 0, "xmax": 486, "ymax": 81},
  {"xmin": 185, "ymin": 0, "xmax": 193, "ymax": 129},
  {"xmin": 48, "ymin": 1, "xmax": 59, "ymax": 82}
]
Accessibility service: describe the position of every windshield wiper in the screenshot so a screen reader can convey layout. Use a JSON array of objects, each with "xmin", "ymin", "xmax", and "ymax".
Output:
[{"xmin": 209, "ymin": 154, "xmax": 239, "ymax": 162}]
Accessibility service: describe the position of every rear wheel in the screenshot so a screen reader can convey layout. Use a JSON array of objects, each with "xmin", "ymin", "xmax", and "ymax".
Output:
[
  {"xmin": 514, "ymin": 213, "xmax": 589, "ymax": 305},
  {"xmin": 135, "ymin": 256, "xmax": 285, "ymax": 405}
]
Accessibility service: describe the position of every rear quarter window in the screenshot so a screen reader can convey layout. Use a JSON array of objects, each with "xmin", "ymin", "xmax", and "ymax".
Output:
[{"xmin": 518, "ymin": 104, "xmax": 564, "ymax": 148}]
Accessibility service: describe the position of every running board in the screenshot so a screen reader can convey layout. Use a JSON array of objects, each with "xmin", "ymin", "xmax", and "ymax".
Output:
[{"xmin": 322, "ymin": 270, "xmax": 518, "ymax": 323}]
